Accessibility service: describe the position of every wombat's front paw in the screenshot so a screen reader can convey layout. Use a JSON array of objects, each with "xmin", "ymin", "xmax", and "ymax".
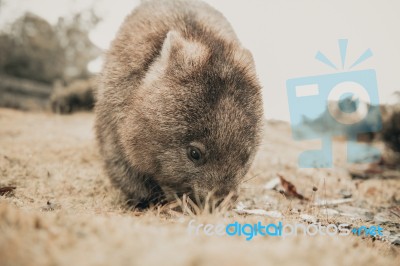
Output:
[{"xmin": 125, "ymin": 193, "xmax": 167, "ymax": 210}]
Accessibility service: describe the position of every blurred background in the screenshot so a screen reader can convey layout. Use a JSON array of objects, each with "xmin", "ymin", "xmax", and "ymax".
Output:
[{"xmin": 0, "ymin": 0, "xmax": 399, "ymax": 119}]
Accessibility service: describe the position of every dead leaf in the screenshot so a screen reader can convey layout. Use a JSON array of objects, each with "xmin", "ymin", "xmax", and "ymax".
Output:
[
  {"xmin": 365, "ymin": 163, "xmax": 383, "ymax": 174},
  {"xmin": 277, "ymin": 174, "xmax": 308, "ymax": 200},
  {"xmin": 234, "ymin": 208, "xmax": 282, "ymax": 218},
  {"xmin": 365, "ymin": 187, "xmax": 378, "ymax": 196},
  {"xmin": 349, "ymin": 162, "xmax": 399, "ymax": 180},
  {"xmin": 313, "ymin": 198, "xmax": 353, "ymax": 206},
  {"xmin": 0, "ymin": 186, "xmax": 16, "ymax": 196}
]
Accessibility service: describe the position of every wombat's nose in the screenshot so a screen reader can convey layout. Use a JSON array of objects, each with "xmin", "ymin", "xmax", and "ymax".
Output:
[{"xmin": 212, "ymin": 189, "xmax": 230, "ymax": 198}]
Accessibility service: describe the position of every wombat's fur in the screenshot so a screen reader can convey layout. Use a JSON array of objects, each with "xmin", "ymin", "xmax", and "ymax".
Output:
[{"xmin": 95, "ymin": 0, "xmax": 263, "ymax": 208}]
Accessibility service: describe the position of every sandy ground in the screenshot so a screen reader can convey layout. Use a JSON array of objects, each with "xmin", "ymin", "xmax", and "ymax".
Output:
[{"xmin": 0, "ymin": 108, "xmax": 399, "ymax": 266}]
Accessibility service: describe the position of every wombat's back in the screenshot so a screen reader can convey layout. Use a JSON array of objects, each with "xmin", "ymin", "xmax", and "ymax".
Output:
[{"xmin": 97, "ymin": 0, "xmax": 238, "ymax": 103}]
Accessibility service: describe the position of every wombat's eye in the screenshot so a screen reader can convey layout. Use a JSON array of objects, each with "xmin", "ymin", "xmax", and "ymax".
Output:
[{"xmin": 187, "ymin": 146, "xmax": 202, "ymax": 163}]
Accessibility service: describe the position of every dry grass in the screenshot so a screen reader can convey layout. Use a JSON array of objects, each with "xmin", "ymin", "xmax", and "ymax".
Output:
[{"xmin": 0, "ymin": 108, "xmax": 399, "ymax": 266}]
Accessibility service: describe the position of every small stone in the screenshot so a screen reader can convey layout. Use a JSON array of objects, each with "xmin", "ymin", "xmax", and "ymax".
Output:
[
  {"xmin": 300, "ymin": 214, "xmax": 317, "ymax": 223},
  {"xmin": 321, "ymin": 208, "xmax": 339, "ymax": 216},
  {"xmin": 339, "ymin": 189, "xmax": 352, "ymax": 199},
  {"xmin": 40, "ymin": 200, "xmax": 61, "ymax": 211}
]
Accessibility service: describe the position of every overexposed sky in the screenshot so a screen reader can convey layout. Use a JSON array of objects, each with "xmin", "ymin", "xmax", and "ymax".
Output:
[{"xmin": 1, "ymin": 0, "xmax": 399, "ymax": 121}]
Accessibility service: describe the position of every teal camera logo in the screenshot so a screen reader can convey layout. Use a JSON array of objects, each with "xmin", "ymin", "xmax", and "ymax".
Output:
[{"xmin": 287, "ymin": 39, "xmax": 382, "ymax": 168}]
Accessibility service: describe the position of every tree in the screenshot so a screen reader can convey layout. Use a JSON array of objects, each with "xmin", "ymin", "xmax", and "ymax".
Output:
[
  {"xmin": 55, "ymin": 9, "xmax": 101, "ymax": 82},
  {"xmin": 1, "ymin": 13, "xmax": 65, "ymax": 83},
  {"xmin": 0, "ymin": 10, "xmax": 101, "ymax": 84}
]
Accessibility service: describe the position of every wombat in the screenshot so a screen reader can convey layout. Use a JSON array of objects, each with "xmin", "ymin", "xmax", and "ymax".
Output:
[
  {"xmin": 50, "ymin": 79, "xmax": 95, "ymax": 114},
  {"xmin": 95, "ymin": 0, "xmax": 263, "ymax": 208}
]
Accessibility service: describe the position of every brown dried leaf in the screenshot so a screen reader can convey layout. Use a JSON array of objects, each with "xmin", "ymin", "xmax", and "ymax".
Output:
[
  {"xmin": 277, "ymin": 174, "xmax": 308, "ymax": 200},
  {"xmin": 365, "ymin": 163, "xmax": 384, "ymax": 174},
  {"xmin": 365, "ymin": 187, "xmax": 378, "ymax": 196},
  {"xmin": 0, "ymin": 186, "xmax": 16, "ymax": 196}
]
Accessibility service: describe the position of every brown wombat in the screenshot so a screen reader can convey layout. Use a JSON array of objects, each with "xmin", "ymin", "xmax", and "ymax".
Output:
[{"xmin": 95, "ymin": 0, "xmax": 263, "ymax": 208}]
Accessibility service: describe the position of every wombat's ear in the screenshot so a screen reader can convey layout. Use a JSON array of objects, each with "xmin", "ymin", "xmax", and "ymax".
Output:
[
  {"xmin": 159, "ymin": 31, "xmax": 181, "ymax": 61},
  {"xmin": 159, "ymin": 30, "xmax": 209, "ymax": 68},
  {"xmin": 142, "ymin": 31, "xmax": 184, "ymax": 85}
]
